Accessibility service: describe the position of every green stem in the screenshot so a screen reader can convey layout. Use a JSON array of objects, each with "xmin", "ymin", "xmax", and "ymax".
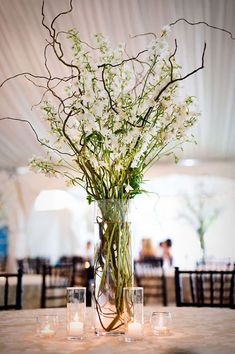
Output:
[{"xmin": 94, "ymin": 202, "xmax": 133, "ymax": 332}]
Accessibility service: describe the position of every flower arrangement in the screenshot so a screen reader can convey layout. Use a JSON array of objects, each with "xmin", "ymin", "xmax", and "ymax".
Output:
[
  {"xmin": 3, "ymin": 0, "xmax": 233, "ymax": 335},
  {"xmin": 28, "ymin": 4, "xmax": 204, "ymax": 332},
  {"xmin": 29, "ymin": 24, "xmax": 201, "ymax": 203},
  {"xmin": 2, "ymin": 1, "xmax": 205, "ymax": 334},
  {"xmin": 180, "ymin": 184, "xmax": 220, "ymax": 263}
]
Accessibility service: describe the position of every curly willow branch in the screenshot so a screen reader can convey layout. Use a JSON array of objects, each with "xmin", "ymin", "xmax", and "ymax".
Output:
[
  {"xmin": 0, "ymin": 117, "xmax": 75, "ymax": 157},
  {"xmin": 170, "ymin": 18, "xmax": 235, "ymax": 41},
  {"xmin": 138, "ymin": 41, "xmax": 206, "ymax": 128}
]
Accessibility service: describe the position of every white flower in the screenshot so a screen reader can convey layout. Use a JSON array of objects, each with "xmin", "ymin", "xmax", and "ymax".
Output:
[
  {"xmin": 115, "ymin": 162, "xmax": 122, "ymax": 173},
  {"xmin": 125, "ymin": 184, "xmax": 133, "ymax": 193},
  {"xmin": 32, "ymin": 24, "xmax": 200, "ymax": 199},
  {"xmin": 83, "ymin": 90, "xmax": 95, "ymax": 105},
  {"xmin": 92, "ymin": 101, "xmax": 104, "ymax": 117},
  {"xmin": 161, "ymin": 25, "xmax": 171, "ymax": 37}
]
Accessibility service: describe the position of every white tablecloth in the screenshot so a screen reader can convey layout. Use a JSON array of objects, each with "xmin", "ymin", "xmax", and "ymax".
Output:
[
  {"xmin": 0, "ymin": 274, "xmax": 42, "ymax": 309},
  {"xmin": 0, "ymin": 306, "xmax": 234, "ymax": 354}
]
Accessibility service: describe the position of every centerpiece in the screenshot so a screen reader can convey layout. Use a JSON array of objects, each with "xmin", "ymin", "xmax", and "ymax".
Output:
[
  {"xmin": 181, "ymin": 185, "xmax": 220, "ymax": 265},
  {"xmin": 1, "ymin": 0, "xmax": 209, "ymax": 335}
]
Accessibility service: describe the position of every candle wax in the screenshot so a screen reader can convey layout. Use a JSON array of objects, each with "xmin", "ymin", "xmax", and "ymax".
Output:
[
  {"xmin": 154, "ymin": 326, "xmax": 169, "ymax": 334},
  {"xmin": 40, "ymin": 325, "xmax": 55, "ymax": 338},
  {"xmin": 127, "ymin": 322, "xmax": 142, "ymax": 338},
  {"xmin": 69, "ymin": 321, "xmax": 84, "ymax": 336}
]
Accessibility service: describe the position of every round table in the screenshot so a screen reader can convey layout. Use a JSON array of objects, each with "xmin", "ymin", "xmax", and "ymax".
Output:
[{"xmin": 0, "ymin": 306, "xmax": 234, "ymax": 354}]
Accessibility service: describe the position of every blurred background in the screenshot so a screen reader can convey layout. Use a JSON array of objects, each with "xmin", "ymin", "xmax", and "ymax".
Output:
[{"xmin": 0, "ymin": 0, "xmax": 234, "ymax": 272}]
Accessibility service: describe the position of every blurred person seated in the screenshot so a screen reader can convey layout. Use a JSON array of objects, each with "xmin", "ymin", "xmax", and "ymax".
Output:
[
  {"xmin": 139, "ymin": 238, "xmax": 158, "ymax": 262},
  {"xmin": 159, "ymin": 238, "xmax": 173, "ymax": 268},
  {"xmin": 76, "ymin": 241, "xmax": 94, "ymax": 266},
  {"xmin": 84, "ymin": 241, "xmax": 93, "ymax": 262}
]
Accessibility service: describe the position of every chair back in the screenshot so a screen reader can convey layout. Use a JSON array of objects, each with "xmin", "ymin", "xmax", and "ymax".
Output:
[
  {"xmin": 72, "ymin": 257, "xmax": 94, "ymax": 307},
  {"xmin": 17, "ymin": 257, "xmax": 50, "ymax": 274},
  {"xmin": 58, "ymin": 255, "xmax": 84, "ymax": 265},
  {"xmin": 41, "ymin": 263, "xmax": 75, "ymax": 308},
  {"xmin": 175, "ymin": 267, "xmax": 235, "ymax": 308},
  {"xmin": 57, "ymin": 256, "xmax": 94, "ymax": 306},
  {"xmin": 0, "ymin": 269, "xmax": 23, "ymax": 310},
  {"xmin": 134, "ymin": 258, "xmax": 167, "ymax": 306}
]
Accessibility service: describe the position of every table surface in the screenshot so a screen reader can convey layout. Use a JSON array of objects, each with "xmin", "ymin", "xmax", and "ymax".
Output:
[{"xmin": 0, "ymin": 306, "xmax": 234, "ymax": 354}]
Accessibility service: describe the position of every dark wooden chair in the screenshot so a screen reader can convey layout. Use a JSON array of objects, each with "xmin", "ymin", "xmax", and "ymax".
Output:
[
  {"xmin": 0, "ymin": 269, "xmax": 23, "ymax": 310},
  {"xmin": 72, "ymin": 257, "xmax": 94, "ymax": 307},
  {"xmin": 57, "ymin": 256, "xmax": 94, "ymax": 306},
  {"xmin": 134, "ymin": 258, "xmax": 167, "ymax": 306},
  {"xmin": 17, "ymin": 257, "xmax": 50, "ymax": 274},
  {"xmin": 58, "ymin": 255, "xmax": 84, "ymax": 265},
  {"xmin": 175, "ymin": 267, "xmax": 235, "ymax": 309},
  {"xmin": 41, "ymin": 263, "xmax": 75, "ymax": 308}
]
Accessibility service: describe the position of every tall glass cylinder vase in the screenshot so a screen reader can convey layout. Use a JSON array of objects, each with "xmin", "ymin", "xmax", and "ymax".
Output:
[{"xmin": 93, "ymin": 199, "xmax": 134, "ymax": 336}]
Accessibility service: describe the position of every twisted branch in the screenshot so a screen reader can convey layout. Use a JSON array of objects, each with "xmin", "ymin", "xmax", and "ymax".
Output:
[
  {"xmin": 170, "ymin": 18, "xmax": 235, "ymax": 40},
  {"xmin": 0, "ymin": 117, "xmax": 75, "ymax": 157}
]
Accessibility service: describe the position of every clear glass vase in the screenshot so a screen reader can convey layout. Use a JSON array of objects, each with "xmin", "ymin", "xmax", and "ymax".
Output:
[{"xmin": 93, "ymin": 199, "xmax": 134, "ymax": 335}]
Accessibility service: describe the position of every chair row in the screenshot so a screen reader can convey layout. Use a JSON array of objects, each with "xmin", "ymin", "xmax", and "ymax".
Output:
[
  {"xmin": 0, "ymin": 261, "xmax": 93, "ymax": 310},
  {"xmin": 175, "ymin": 267, "xmax": 234, "ymax": 308},
  {"xmin": 16, "ymin": 256, "xmax": 91, "ymax": 274},
  {"xmin": 0, "ymin": 266, "xmax": 234, "ymax": 310}
]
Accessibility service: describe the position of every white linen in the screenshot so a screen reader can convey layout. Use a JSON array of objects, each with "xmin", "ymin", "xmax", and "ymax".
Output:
[{"xmin": 0, "ymin": 306, "xmax": 234, "ymax": 354}]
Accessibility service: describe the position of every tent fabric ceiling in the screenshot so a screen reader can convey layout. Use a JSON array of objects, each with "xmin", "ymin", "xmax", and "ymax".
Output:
[{"xmin": 0, "ymin": 0, "xmax": 235, "ymax": 171}]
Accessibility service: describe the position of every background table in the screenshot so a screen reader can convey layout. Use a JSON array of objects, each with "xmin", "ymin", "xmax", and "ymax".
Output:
[
  {"xmin": 0, "ymin": 306, "xmax": 234, "ymax": 354},
  {"xmin": 0, "ymin": 274, "xmax": 42, "ymax": 309}
]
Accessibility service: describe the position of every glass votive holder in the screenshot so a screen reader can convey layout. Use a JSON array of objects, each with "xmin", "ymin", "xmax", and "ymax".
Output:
[
  {"xmin": 90, "ymin": 282, "xmax": 95, "ymax": 330},
  {"xmin": 36, "ymin": 315, "xmax": 59, "ymax": 338},
  {"xmin": 66, "ymin": 287, "xmax": 86, "ymax": 340},
  {"xmin": 151, "ymin": 311, "xmax": 172, "ymax": 336},
  {"xmin": 123, "ymin": 287, "xmax": 144, "ymax": 342}
]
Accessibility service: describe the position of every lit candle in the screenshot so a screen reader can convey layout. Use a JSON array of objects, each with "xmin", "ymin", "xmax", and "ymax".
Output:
[
  {"xmin": 68, "ymin": 312, "xmax": 84, "ymax": 337},
  {"xmin": 127, "ymin": 322, "xmax": 142, "ymax": 338},
  {"xmin": 69, "ymin": 321, "xmax": 84, "ymax": 336},
  {"xmin": 40, "ymin": 324, "xmax": 55, "ymax": 338},
  {"xmin": 154, "ymin": 326, "xmax": 169, "ymax": 335}
]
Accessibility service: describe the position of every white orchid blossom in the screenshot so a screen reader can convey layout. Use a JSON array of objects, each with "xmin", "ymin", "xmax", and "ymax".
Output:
[{"xmin": 30, "ymin": 26, "xmax": 200, "ymax": 202}]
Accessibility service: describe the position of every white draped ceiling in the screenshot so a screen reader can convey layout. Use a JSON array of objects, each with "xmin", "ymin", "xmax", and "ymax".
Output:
[{"xmin": 0, "ymin": 0, "xmax": 235, "ymax": 173}]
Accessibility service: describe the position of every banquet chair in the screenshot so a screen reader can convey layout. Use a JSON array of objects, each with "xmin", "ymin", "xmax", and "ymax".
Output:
[
  {"xmin": 41, "ymin": 263, "xmax": 75, "ymax": 308},
  {"xmin": 0, "ymin": 269, "xmax": 23, "ymax": 310},
  {"xmin": 58, "ymin": 256, "xmax": 94, "ymax": 305},
  {"xmin": 72, "ymin": 257, "xmax": 94, "ymax": 307},
  {"xmin": 58, "ymin": 255, "xmax": 84, "ymax": 266},
  {"xmin": 134, "ymin": 258, "xmax": 167, "ymax": 306},
  {"xmin": 58, "ymin": 256, "xmax": 91, "ymax": 286},
  {"xmin": 17, "ymin": 257, "xmax": 50, "ymax": 274},
  {"xmin": 175, "ymin": 267, "xmax": 235, "ymax": 309}
]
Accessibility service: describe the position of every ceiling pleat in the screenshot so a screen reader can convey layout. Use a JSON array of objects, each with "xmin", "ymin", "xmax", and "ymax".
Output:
[{"xmin": 0, "ymin": 0, "xmax": 235, "ymax": 169}]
